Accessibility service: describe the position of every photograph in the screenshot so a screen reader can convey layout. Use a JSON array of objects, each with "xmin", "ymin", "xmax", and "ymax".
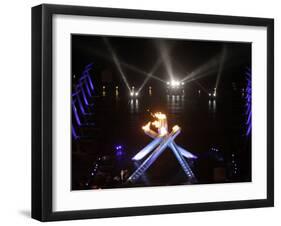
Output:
[
  {"xmin": 30, "ymin": 3, "xmax": 274, "ymax": 221},
  {"xmin": 71, "ymin": 34, "xmax": 252, "ymax": 190}
]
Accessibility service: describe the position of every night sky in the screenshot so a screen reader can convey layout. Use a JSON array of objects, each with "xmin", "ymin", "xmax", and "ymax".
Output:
[{"xmin": 72, "ymin": 35, "xmax": 251, "ymax": 91}]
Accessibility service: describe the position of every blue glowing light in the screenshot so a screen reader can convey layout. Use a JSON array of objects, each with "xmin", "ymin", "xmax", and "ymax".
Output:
[
  {"xmin": 85, "ymin": 63, "xmax": 93, "ymax": 70},
  {"xmin": 72, "ymin": 125, "xmax": 79, "ymax": 140},
  {"xmin": 244, "ymin": 68, "xmax": 252, "ymax": 137},
  {"xmin": 79, "ymin": 73, "xmax": 94, "ymax": 97},
  {"xmin": 74, "ymin": 64, "xmax": 95, "ymax": 108},
  {"xmin": 73, "ymin": 91, "xmax": 90, "ymax": 116},
  {"xmin": 72, "ymin": 102, "xmax": 82, "ymax": 126},
  {"xmin": 88, "ymin": 75, "xmax": 94, "ymax": 92},
  {"xmin": 80, "ymin": 63, "xmax": 95, "ymax": 95},
  {"xmin": 77, "ymin": 96, "xmax": 88, "ymax": 115},
  {"xmin": 81, "ymin": 86, "xmax": 90, "ymax": 106},
  {"xmin": 114, "ymin": 145, "xmax": 125, "ymax": 156},
  {"xmin": 85, "ymin": 80, "xmax": 92, "ymax": 97},
  {"xmin": 71, "ymin": 63, "xmax": 96, "ymax": 140}
]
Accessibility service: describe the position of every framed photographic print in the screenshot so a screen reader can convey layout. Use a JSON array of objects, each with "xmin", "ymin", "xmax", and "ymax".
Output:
[{"xmin": 32, "ymin": 4, "xmax": 274, "ymax": 221}]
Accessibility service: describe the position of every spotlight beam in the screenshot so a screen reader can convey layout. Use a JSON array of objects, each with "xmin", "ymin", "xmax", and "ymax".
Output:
[
  {"xmin": 87, "ymin": 43, "xmax": 166, "ymax": 85},
  {"xmin": 184, "ymin": 58, "xmax": 239, "ymax": 85},
  {"xmin": 184, "ymin": 67, "xmax": 219, "ymax": 84},
  {"xmin": 103, "ymin": 38, "xmax": 131, "ymax": 91},
  {"xmin": 157, "ymin": 41, "xmax": 174, "ymax": 80},
  {"xmin": 137, "ymin": 42, "xmax": 175, "ymax": 93},
  {"xmin": 194, "ymin": 81, "xmax": 209, "ymax": 94},
  {"xmin": 75, "ymin": 40, "xmax": 166, "ymax": 85},
  {"xmin": 94, "ymin": 48, "xmax": 165, "ymax": 83},
  {"xmin": 137, "ymin": 59, "xmax": 163, "ymax": 93},
  {"xmin": 137, "ymin": 73, "xmax": 153, "ymax": 93},
  {"xmin": 121, "ymin": 61, "xmax": 165, "ymax": 83},
  {"xmin": 215, "ymin": 46, "xmax": 227, "ymax": 90},
  {"xmin": 180, "ymin": 55, "xmax": 221, "ymax": 83}
]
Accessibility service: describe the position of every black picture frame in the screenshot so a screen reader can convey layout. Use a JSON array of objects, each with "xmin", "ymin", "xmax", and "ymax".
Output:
[{"xmin": 32, "ymin": 4, "xmax": 274, "ymax": 222}]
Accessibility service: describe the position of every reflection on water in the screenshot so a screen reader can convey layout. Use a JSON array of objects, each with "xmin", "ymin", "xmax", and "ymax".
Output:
[
  {"xmin": 166, "ymin": 95, "xmax": 185, "ymax": 113},
  {"xmin": 115, "ymin": 86, "xmax": 119, "ymax": 97},
  {"xmin": 208, "ymin": 100, "xmax": 216, "ymax": 113},
  {"xmin": 213, "ymin": 100, "xmax": 216, "ymax": 113},
  {"xmin": 208, "ymin": 100, "xmax": 211, "ymax": 110},
  {"xmin": 148, "ymin": 86, "xmax": 152, "ymax": 96},
  {"xmin": 129, "ymin": 99, "xmax": 139, "ymax": 114},
  {"xmin": 102, "ymin": 86, "xmax": 106, "ymax": 96}
]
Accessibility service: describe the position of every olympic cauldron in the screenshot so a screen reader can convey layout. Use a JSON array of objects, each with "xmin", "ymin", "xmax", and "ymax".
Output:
[{"xmin": 127, "ymin": 112, "xmax": 197, "ymax": 184}]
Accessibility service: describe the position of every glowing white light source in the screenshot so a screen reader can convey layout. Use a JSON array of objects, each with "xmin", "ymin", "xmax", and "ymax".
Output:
[
  {"xmin": 171, "ymin": 80, "xmax": 180, "ymax": 87},
  {"xmin": 130, "ymin": 91, "xmax": 139, "ymax": 97},
  {"xmin": 167, "ymin": 80, "xmax": 182, "ymax": 88}
]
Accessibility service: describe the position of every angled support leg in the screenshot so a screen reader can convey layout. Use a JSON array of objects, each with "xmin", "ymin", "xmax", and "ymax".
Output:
[
  {"xmin": 170, "ymin": 142, "xmax": 197, "ymax": 183},
  {"xmin": 127, "ymin": 127, "xmax": 181, "ymax": 183},
  {"xmin": 132, "ymin": 138, "xmax": 162, "ymax": 161}
]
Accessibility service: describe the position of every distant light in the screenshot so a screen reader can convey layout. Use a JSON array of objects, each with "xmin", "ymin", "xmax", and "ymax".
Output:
[
  {"xmin": 209, "ymin": 93, "xmax": 211, "ymax": 96},
  {"xmin": 168, "ymin": 80, "xmax": 181, "ymax": 88},
  {"xmin": 115, "ymin": 145, "xmax": 124, "ymax": 156},
  {"xmin": 171, "ymin": 80, "xmax": 180, "ymax": 87},
  {"xmin": 213, "ymin": 92, "xmax": 216, "ymax": 97},
  {"xmin": 115, "ymin": 145, "xmax": 123, "ymax": 150},
  {"xmin": 116, "ymin": 145, "xmax": 120, "ymax": 150},
  {"xmin": 130, "ymin": 91, "xmax": 139, "ymax": 97}
]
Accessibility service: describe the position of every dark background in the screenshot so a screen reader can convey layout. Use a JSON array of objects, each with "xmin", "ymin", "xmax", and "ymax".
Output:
[{"xmin": 71, "ymin": 34, "xmax": 251, "ymax": 190}]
